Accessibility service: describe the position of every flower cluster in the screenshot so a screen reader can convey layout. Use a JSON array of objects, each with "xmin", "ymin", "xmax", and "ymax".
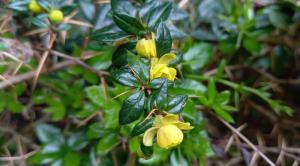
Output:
[
  {"xmin": 136, "ymin": 33, "xmax": 177, "ymax": 81},
  {"xmin": 135, "ymin": 34, "xmax": 192, "ymax": 149},
  {"xmin": 28, "ymin": 0, "xmax": 64, "ymax": 23}
]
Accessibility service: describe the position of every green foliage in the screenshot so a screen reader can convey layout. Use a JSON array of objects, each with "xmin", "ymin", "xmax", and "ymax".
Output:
[{"xmin": 1, "ymin": 0, "xmax": 297, "ymax": 165}]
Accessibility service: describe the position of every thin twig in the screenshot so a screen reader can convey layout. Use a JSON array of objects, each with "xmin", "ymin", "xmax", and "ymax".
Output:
[
  {"xmin": 32, "ymin": 33, "xmax": 57, "ymax": 90},
  {"xmin": 0, "ymin": 150, "xmax": 38, "ymax": 161},
  {"xmin": 0, "ymin": 61, "xmax": 74, "ymax": 89},
  {"xmin": 218, "ymin": 118, "xmax": 276, "ymax": 166}
]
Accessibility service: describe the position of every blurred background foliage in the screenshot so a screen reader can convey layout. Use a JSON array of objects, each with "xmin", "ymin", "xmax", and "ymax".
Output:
[{"xmin": 1, "ymin": 0, "xmax": 300, "ymax": 165}]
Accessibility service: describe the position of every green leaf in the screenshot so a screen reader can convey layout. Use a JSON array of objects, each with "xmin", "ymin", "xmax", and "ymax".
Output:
[
  {"xmin": 243, "ymin": 37, "xmax": 261, "ymax": 53},
  {"xmin": 63, "ymin": 151, "xmax": 80, "ymax": 166},
  {"xmin": 131, "ymin": 118, "xmax": 154, "ymax": 136},
  {"xmin": 152, "ymin": 79, "xmax": 168, "ymax": 110},
  {"xmin": 207, "ymin": 78, "xmax": 217, "ymax": 104},
  {"xmin": 44, "ymin": 103, "xmax": 66, "ymax": 121},
  {"xmin": 7, "ymin": 1, "xmax": 28, "ymax": 12},
  {"xmin": 183, "ymin": 43, "xmax": 212, "ymax": 70},
  {"xmin": 119, "ymin": 91, "xmax": 146, "ymax": 125},
  {"xmin": 7, "ymin": 100, "xmax": 23, "ymax": 113},
  {"xmin": 149, "ymin": 78, "xmax": 172, "ymax": 89},
  {"xmin": 146, "ymin": 2, "xmax": 172, "ymax": 29},
  {"xmin": 90, "ymin": 30, "xmax": 130, "ymax": 42},
  {"xmin": 87, "ymin": 123, "xmax": 110, "ymax": 140},
  {"xmin": 141, "ymin": 143, "xmax": 153, "ymax": 158},
  {"xmin": 156, "ymin": 22, "xmax": 172, "ymax": 57},
  {"xmin": 85, "ymin": 86, "xmax": 105, "ymax": 107},
  {"xmin": 111, "ymin": 68, "xmax": 139, "ymax": 87},
  {"xmin": 112, "ymin": 43, "xmax": 135, "ymax": 68},
  {"xmin": 113, "ymin": 13, "xmax": 145, "ymax": 35},
  {"xmin": 215, "ymin": 90, "xmax": 230, "ymax": 105},
  {"xmin": 97, "ymin": 133, "xmax": 119, "ymax": 155},
  {"xmin": 103, "ymin": 100, "xmax": 121, "ymax": 129},
  {"xmin": 127, "ymin": 51, "xmax": 150, "ymax": 83},
  {"xmin": 36, "ymin": 123, "xmax": 64, "ymax": 144},
  {"xmin": 167, "ymin": 95, "xmax": 188, "ymax": 114},
  {"xmin": 268, "ymin": 6, "xmax": 289, "ymax": 29},
  {"xmin": 214, "ymin": 106, "xmax": 234, "ymax": 123}
]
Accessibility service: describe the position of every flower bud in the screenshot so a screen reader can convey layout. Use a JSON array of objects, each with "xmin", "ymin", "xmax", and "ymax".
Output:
[
  {"xmin": 156, "ymin": 124, "xmax": 183, "ymax": 149},
  {"xmin": 49, "ymin": 10, "xmax": 64, "ymax": 23},
  {"xmin": 28, "ymin": 0, "xmax": 44, "ymax": 13},
  {"xmin": 136, "ymin": 38, "xmax": 156, "ymax": 59}
]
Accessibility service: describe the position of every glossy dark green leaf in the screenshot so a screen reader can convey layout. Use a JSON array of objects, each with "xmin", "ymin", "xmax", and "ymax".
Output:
[
  {"xmin": 141, "ymin": 144, "xmax": 153, "ymax": 158},
  {"xmin": 113, "ymin": 13, "xmax": 145, "ymax": 35},
  {"xmin": 111, "ymin": 68, "xmax": 139, "ymax": 87},
  {"xmin": 131, "ymin": 117, "xmax": 154, "ymax": 136},
  {"xmin": 7, "ymin": 1, "xmax": 29, "ymax": 12},
  {"xmin": 37, "ymin": 0, "xmax": 51, "ymax": 11},
  {"xmin": 112, "ymin": 43, "xmax": 135, "ymax": 68},
  {"xmin": 149, "ymin": 78, "xmax": 172, "ymax": 89},
  {"xmin": 146, "ymin": 2, "xmax": 172, "ymax": 29},
  {"xmin": 90, "ymin": 30, "xmax": 130, "ymax": 42},
  {"xmin": 156, "ymin": 22, "xmax": 172, "ymax": 57},
  {"xmin": 167, "ymin": 95, "xmax": 188, "ymax": 114},
  {"xmin": 119, "ymin": 91, "xmax": 146, "ymax": 125},
  {"xmin": 152, "ymin": 79, "xmax": 168, "ymax": 110},
  {"xmin": 127, "ymin": 51, "xmax": 150, "ymax": 83}
]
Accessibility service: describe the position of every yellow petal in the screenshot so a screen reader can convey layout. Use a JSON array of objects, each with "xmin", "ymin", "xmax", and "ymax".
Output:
[
  {"xmin": 151, "ymin": 57, "xmax": 159, "ymax": 66},
  {"xmin": 136, "ymin": 37, "xmax": 157, "ymax": 59},
  {"xmin": 143, "ymin": 127, "xmax": 158, "ymax": 146},
  {"xmin": 158, "ymin": 53, "xmax": 176, "ymax": 64},
  {"xmin": 153, "ymin": 113, "xmax": 179, "ymax": 127},
  {"xmin": 167, "ymin": 67, "xmax": 177, "ymax": 81},
  {"xmin": 157, "ymin": 124, "xmax": 183, "ymax": 149},
  {"xmin": 150, "ymin": 64, "xmax": 167, "ymax": 80},
  {"xmin": 173, "ymin": 121, "xmax": 194, "ymax": 130}
]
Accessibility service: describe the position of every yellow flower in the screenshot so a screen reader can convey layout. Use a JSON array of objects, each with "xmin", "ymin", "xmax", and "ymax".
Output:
[
  {"xmin": 136, "ymin": 33, "xmax": 157, "ymax": 59},
  {"xmin": 150, "ymin": 53, "xmax": 177, "ymax": 81},
  {"xmin": 28, "ymin": 0, "xmax": 44, "ymax": 13},
  {"xmin": 49, "ymin": 10, "xmax": 64, "ymax": 23},
  {"xmin": 143, "ymin": 113, "xmax": 193, "ymax": 149}
]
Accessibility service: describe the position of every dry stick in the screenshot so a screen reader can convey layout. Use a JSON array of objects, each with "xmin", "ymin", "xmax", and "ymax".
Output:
[
  {"xmin": 218, "ymin": 118, "xmax": 276, "ymax": 166},
  {"xmin": 32, "ymin": 33, "xmax": 57, "ymax": 91},
  {"xmin": 0, "ymin": 150, "xmax": 38, "ymax": 161},
  {"xmin": 49, "ymin": 50, "xmax": 108, "ymax": 75},
  {"xmin": 76, "ymin": 111, "xmax": 100, "ymax": 128},
  {"xmin": 225, "ymin": 123, "xmax": 247, "ymax": 152},
  {"xmin": 0, "ymin": 61, "xmax": 74, "ymax": 89}
]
